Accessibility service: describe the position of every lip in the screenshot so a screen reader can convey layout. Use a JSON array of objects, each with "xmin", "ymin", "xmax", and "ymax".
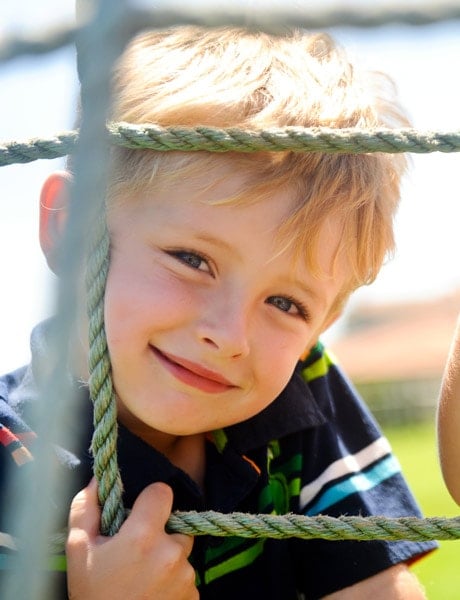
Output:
[{"xmin": 151, "ymin": 346, "xmax": 237, "ymax": 393}]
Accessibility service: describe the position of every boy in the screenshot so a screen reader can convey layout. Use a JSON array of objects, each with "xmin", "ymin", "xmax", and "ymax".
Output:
[{"xmin": 1, "ymin": 26, "xmax": 435, "ymax": 598}]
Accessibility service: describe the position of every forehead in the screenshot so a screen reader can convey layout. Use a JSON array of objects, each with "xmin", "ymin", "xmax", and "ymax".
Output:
[
  {"xmin": 108, "ymin": 153, "xmax": 298, "ymax": 218},
  {"xmin": 109, "ymin": 158, "xmax": 349, "ymax": 282},
  {"xmin": 110, "ymin": 161, "xmax": 298, "ymax": 234}
]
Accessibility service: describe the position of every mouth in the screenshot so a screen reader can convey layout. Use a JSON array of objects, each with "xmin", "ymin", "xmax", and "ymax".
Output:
[{"xmin": 150, "ymin": 346, "xmax": 237, "ymax": 393}]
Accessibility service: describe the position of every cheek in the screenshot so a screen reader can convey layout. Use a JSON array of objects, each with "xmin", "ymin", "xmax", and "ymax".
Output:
[
  {"xmin": 255, "ymin": 337, "xmax": 305, "ymax": 403},
  {"xmin": 103, "ymin": 261, "xmax": 199, "ymax": 346}
]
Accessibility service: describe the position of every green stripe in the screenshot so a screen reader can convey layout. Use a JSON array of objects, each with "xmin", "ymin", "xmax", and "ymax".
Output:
[
  {"xmin": 0, "ymin": 554, "xmax": 67, "ymax": 572},
  {"xmin": 204, "ymin": 539, "xmax": 265, "ymax": 584},
  {"xmin": 258, "ymin": 483, "xmax": 276, "ymax": 512},
  {"xmin": 288, "ymin": 476, "xmax": 301, "ymax": 498},
  {"xmin": 205, "ymin": 536, "xmax": 249, "ymax": 563},
  {"xmin": 48, "ymin": 555, "xmax": 67, "ymax": 572},
  {"xmin": 276, "ymin": 452, "xmax": 302, "ymax": 477},
  {"xmin": 301, "ymin": 348, "xmax": 336, "ymax": 382},
  {"xmin": 259, "ymin": 446, "xmax": 303, "ymax": 512},
  {"xmin": 211, "ymin": 429, "xmax": 228, "ymax": 453},
  {"xmin": 258, "ymin": 475, "xmax": 302, "ymax": 513}
]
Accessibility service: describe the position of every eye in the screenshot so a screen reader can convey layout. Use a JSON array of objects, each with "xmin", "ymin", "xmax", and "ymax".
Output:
[
  {"xmin": 168, "ymin": 250, "xmax": 211, "ymax": 273},
  {"xmin": 266, "ymin": 295, "xmax": 309, "ymax": 321}
]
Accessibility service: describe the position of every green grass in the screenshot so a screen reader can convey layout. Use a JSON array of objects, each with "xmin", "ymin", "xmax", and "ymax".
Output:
[{"xmin": 384, "ymin": 421, "xmax": 460, "ymax": 599}]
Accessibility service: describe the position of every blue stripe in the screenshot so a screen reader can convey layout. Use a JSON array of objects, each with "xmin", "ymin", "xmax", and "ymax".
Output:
[{"xmin": 305, "ymin": 455, "xmax": 400, "ymax": 515}]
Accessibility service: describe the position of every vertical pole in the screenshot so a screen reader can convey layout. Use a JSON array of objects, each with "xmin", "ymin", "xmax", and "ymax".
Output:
[{"xmin": 1, "ymin": 0, "xmax": 130, "ymax": 597}]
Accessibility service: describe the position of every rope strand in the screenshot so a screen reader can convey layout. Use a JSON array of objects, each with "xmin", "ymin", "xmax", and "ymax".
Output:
[
  {"xmin": 2, "ymin": 124, "xmax": 460, "ymax": 167},
  {"xmin": 87, "ymin": 215, "xmax": 125, "ymax": 536},
  {"xmin": 166, "ymin": 511, "xmax": 460, "ymax": 542}
]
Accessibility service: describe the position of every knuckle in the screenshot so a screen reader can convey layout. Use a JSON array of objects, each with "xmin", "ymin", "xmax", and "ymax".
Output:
[
  {"xmin": 184, "ymin": 534, "xmax": 194, "ymax": 556},
  {"xmin": 65, "ymin": 529, "xmax": 88, "ymax": 556},
  {"xmin": 172, "ymin": 558, "xmax": 198, "ymax": 599},
  {"xmin": 170, "ymin": 533, "xmax": 194, "ymax": 557},
  {"xmin": 187, "ymin": 584, "xmax": 200, "ymax": 600},
  {"xmin": 125, "ymin": 525, "xmax": 156, "ymax": 555},
  {"xmin": 162, "ymin": 541, "xmax": 186, "ymax": 571},
  {"xmin": 183, "ymin": 562, "xmax": 197, "ymax": 588},
  {"xmin": 69, "ymin": 488, "xmax": 87, "ymax": 512}
]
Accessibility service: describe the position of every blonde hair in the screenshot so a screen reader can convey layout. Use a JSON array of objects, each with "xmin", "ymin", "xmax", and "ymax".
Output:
[{"xmin": 107, "ymin": 26, "xmax": 409, "ymax": 298}]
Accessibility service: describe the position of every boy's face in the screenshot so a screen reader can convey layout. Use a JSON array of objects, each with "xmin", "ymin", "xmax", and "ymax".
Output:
[{"xmin": 103, "ymin": 167, "xmax": 348, "ymax": 446}]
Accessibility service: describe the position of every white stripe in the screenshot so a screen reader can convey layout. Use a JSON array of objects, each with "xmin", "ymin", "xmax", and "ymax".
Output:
[{"xmin": 300, "ymin": 437, "xmax": 393, "ymax": 510}]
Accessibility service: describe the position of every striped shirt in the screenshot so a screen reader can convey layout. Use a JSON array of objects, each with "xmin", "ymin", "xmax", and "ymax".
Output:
[{"xmin": 0, "ymin": 321, "xmax": 436, "ymax": 598}]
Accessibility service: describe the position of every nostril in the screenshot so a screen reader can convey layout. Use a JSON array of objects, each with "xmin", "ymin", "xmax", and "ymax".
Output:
[{"xmin": 202, "ymin": 336, "xmax": 218, "ymax": 348}]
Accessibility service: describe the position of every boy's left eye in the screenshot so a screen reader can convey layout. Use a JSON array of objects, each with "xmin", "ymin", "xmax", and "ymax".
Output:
[{"xmin": 266, "ymin": 295, "xmax": 309, "ymax": 320}]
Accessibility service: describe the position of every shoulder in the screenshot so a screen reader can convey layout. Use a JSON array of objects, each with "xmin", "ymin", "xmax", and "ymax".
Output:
[
  {"xmin": 288, "ymin": 343, "xmax": 436, "ymax": 596},
  {"xmin": 296, "ymin": 343, "xmax": 407, "ymax": 511},
  {"xmin": 300, "ymin": 341, "xmax": 381, "ymax": 438},
  {"xmin": 0, "ymin": 365, "xmax": 32, "ymax": 429},
  {"xmin": 0, "ymin": 365, "xmax": 36, "ymax": 466},
  {"xmin": 0, "ymin": 365, "xmax": 28, "ymax": 398}
]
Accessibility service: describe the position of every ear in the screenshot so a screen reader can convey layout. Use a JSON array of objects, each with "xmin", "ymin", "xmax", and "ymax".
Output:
[{"xmin": 39, "ymin": 171, "xmax": 73, "ymax": 274}]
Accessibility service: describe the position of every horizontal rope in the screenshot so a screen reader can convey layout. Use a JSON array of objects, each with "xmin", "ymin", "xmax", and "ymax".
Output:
[
  {"xmin": 109, "ymin": 123, "xmax": 460, "ymax": 154},
  {"xmin": 166, "ymin": 511, "xmax": 460, "ymax": 542},
  {"xmin": 45, "ymin": 511, "xmax": 460, "ymax": 552},
  {"xmin": 2, "ymin": 124, "xmax": 460, "ymax": 167},
  {"xmin": 0, "ymin": 132, "xmax": 78, "ymax": 166},
  {"xmin": 2, "ymin": 3, "xmax": 460, "ymax": 61}
]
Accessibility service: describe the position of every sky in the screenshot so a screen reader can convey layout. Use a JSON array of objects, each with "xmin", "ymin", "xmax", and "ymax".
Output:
[{"xmin": 1, "ymin": 1, "xmax": 460, "ymax": 370}]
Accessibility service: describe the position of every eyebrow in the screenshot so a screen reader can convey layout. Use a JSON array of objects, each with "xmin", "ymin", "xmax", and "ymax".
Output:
[
  {"xmin": 292, "ymin": 278, "xmax": 325, "ymax": 308},
  {"xmin": 193, "ymin": 231, "xmax": 238, "ymax": 255}
]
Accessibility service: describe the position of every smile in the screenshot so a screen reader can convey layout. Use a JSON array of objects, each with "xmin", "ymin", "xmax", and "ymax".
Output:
[{"xmin": 151, "ymin": 346, "xmax": 236, "ymax": 393}]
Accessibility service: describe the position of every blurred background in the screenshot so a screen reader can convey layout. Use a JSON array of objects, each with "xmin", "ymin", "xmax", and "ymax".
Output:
[{"xmin": 1, "ymin": 1, "xmax": 460, "ymax": 596}]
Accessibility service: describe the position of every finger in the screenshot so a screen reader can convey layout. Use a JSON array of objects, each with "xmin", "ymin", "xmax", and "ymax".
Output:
[
  {"xmin": 124, "ymin": 482, "xmax": 174, "ymax": 531},
  {"xmin": 122, "ymin": 482, "xmax": 194, "ymax": 555},
  {"xmin": 68, "ymin": 477, "xmax": 101, "ymax": 539}
]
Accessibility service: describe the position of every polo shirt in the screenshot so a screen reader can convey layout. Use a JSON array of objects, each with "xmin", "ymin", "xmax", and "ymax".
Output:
[{"xmin": 0, "ymin": 320, "xmax": 436, "ymax": 598}]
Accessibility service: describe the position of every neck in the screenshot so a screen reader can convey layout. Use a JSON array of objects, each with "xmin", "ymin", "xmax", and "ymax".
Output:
[
  {"xmin": 165, "ymin": 433, "xmax": 207, "ymax": 488},
  {"xmin": 117, "ymin": 405, "xmax": 206, "ymax": 487}
]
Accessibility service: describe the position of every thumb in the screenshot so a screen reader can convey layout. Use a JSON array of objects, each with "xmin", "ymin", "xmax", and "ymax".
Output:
[
  {"xmin": 119, "ymin": 482, "xmax": 194, "ymax": 557},
  {"xmin": 68, "ymin": 477, "xmax": 101, "ymax": 540},
  {"xmin": 120, "ymin": 482, "xmax": 174, "ymax": 538}
]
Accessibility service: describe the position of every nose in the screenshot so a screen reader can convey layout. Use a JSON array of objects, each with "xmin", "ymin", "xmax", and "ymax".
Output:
[{"xmin": 196, "ymin": 291, "xmax": 251, "ymax": 359}]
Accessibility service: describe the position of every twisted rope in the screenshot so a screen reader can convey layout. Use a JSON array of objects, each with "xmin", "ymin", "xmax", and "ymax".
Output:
[
  {"xmin": 2, "ymin": 124, "xmax": 460, "ymax": 167},
  {"xmin": 48, "ymin": 511, "xmax": 460, "ymax": 551},
  {"xmin": 109, "ymin": 123, "xmax": 460, "ymax": 154},
  {"xmin": 86, "ymin": 214, "xmax": 125, "ymax": 537},
  {"xmin": 166, "ymin": 511, "xmax": 460, "ymax": 542}
]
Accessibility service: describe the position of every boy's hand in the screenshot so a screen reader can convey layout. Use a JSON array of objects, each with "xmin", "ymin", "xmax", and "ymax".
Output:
[{"xmin": 66, "ymin": 479, "xmax": 198, "ymax": 599}]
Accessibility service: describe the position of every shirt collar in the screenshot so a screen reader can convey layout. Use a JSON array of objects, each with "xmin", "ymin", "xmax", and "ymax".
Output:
[{"xmin": 221, "ymin": 360, "xmax": 327, "ymax": 454}]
